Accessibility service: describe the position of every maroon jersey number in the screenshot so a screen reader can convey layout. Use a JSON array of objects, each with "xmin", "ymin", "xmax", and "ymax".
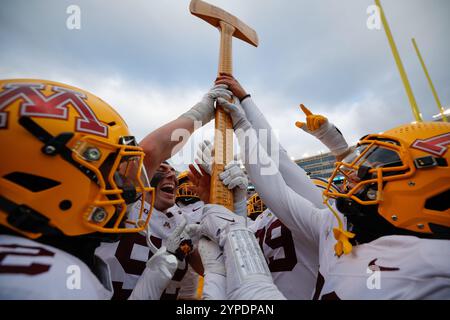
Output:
[
  {"xmin": 113, "ymin": 233, "xmax": 188, "ymax": 300},
  {"xmin": 255, "ymin": 219, "xmax": 297, "ymax": 272},
  {"xmin": 0, "ymin": 244, "xmax": 55, "ymax": 275}
]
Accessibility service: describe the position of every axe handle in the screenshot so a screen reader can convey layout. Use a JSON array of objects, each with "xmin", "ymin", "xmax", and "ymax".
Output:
[{"xmin": 209, "ymin": 21, "xmax": 235, "ymax": 211}]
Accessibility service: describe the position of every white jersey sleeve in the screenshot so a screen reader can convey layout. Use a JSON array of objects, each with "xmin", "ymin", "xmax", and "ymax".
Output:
[
  {"xmin": 202, "ymin": 273, "xmax": 226, "ymax": 300},
  {"xmin": 0, "ymin": 235, "xmax": 112, "ymax": 300},
  {"xmin": 241, "ymin": 97, "xmax": 325, "ymax": 209},
  {"xmin": 177, "ymin": 265, "xmax": 201, "ymax": 300},
  {"xmin": 237, "ymin": 124, "xmax": 327, "ymax": 245}
]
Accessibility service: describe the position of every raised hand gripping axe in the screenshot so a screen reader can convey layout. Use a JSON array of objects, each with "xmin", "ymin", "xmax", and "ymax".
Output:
[{"xmin": 190, "ymin": 0, "xmax": 258, "ymax": 211}]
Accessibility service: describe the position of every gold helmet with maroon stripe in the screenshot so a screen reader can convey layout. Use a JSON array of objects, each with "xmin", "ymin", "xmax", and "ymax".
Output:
[
  {"xmin": 325, "ymin": 122, "xmax": 450, "ymax": 243},
  {"xmin": 0, "ymin": 79, "xmax": 155, "ymax": 239}
]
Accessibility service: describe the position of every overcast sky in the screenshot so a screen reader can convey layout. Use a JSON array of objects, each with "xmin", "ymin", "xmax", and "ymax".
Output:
[{"xmin": 1, "ymin": 0, "xmax": 449, "ymax": 170}]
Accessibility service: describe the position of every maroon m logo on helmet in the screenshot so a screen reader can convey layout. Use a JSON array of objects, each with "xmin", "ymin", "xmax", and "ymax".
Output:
[
  {"xmin": 411, "ymin": 133, "xmax": 450, "ymax": 157},
  {"xmin": 0, "ymin": 83, "xmax": 108, "ymax": 137}
]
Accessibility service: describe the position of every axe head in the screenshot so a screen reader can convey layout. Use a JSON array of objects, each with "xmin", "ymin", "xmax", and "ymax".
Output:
[{"xmin": 190, "ymin": 0, "xmax": 259, "ymax": 47}]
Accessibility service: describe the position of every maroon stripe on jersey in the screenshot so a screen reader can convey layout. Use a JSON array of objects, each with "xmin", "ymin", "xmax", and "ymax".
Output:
[
  {"xmin": 111, "ymin": 281, "xmax": 132, "ymax": 301},
  {"xmin": 160, "ymin": 287, "xmax": 180, "ymax": 300},
  {"xmin": 312, "ymin": 272, "xmax": 324, "ymax": 300},
  {"xmin": 321, "ymin": 291, "xmax": 341, "ymax": 300},
  {"xmin": 368, "ymin": 259, "xmax": 400, "ymax": 272}
]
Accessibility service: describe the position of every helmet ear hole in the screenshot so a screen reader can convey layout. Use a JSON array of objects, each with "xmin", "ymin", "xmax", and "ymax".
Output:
[
  {"xmin": 4, "ymin": 172, "xmax": 61, "ymax": 192},
  {"xmin": 425, "ymin": 189, "xmax": 450, "ymax": 212},
  {"xmin": 59, "ymin": 200, "xmax": 72, "ymax": 211}
]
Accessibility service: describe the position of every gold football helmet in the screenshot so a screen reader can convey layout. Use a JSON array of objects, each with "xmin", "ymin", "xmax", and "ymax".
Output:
[
  {"xmin": 325, "ymin": 122, "xmax": 450, "ymax": 240},
  {"xmin": 175, "ymin": 170, "xmax": 200, "ymax": 205},
  {"xmin": 247, "ymin": 193, "xmax": 267, "ymax": 220},
  {"xmin": 0, "ymin": 79, "xmax": 155, "ymax": 239}
]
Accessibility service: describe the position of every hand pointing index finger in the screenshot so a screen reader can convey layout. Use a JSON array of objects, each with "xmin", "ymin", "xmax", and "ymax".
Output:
[{"xmin": 300, "ymin": 104, "xmax": 313, "ymax": 116}]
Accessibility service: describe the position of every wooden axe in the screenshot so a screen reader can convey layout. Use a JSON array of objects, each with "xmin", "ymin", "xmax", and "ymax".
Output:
[{"xmin": 190, "ymin": 0, "xmax": 258, "ymax": 211}]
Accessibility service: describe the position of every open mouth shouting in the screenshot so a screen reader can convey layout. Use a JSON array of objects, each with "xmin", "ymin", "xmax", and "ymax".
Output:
[{"xmin": 160, "ymin": 182, "xmax": 176, "ymax": 198}]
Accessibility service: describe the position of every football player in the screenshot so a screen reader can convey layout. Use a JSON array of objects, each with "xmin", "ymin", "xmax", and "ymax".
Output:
[
  {"xmin": 92, "ymin": 83, "xmax": 234, "ymax": 300},
  {"xmin": 213, "ymin": 77, "xmax": 450, "ymax": 299},
  {"xmin": 209, "ymin": 75, "xmax": 350, "ymax": 299},
  {"xmin": 0, "ymin": 79, "xmax": 232, "ymax": 299},
  {"xmin": 94, "ymin": 161, "xmax": 199, "ymax": 299},
  {"xmin": 184, "ymin": 164, "xmax": 284, "ymax": 300},
  {"xmin": 193, "ymin": 150, "xmax": 317, "ymax": 299},
  {"xmin": 0, "ymin": 79, "xmax": 200, "ymax": 299}
]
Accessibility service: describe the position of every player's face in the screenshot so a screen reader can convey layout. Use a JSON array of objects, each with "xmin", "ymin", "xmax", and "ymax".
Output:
[{"xmin": 154, "ymin": 163, "xmax": 177, "ymax": 211}]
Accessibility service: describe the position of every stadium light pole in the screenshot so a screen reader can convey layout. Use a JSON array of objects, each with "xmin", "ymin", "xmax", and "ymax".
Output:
[
  {"xmin": 412, "ymin": 38, "xmax": 448, "ymax": 122},
  {"xmin": 375, "ymin": 0, "xmax": 423, "ymax": 122}
]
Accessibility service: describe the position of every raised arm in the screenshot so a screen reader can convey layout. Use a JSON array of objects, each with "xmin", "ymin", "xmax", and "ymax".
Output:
[
  {"xmin": 139, "ymin": 84, "xmax": 232, "ymax": 177},
  {"xmin": 216, "ymin": 75, "xmax": 325, "ymax": 208},
  {"xmin": 215, "ymin": 97, "xmax": 325, "ymax": 243}
]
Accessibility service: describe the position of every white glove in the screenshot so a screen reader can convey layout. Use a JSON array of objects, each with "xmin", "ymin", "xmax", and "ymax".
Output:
[
  {"xmin": 295, "ymin": 105, "xmax": 349, "ymax": 157},
  {"xmin": 129, "ymin": 248, "xmax": 178, "ymax": 300},
  {"xmin": 196, "ymin": 140, "xmax": 214, "ymax": 175},
  {"xmin": 216, "ymin": 97, "xmax": 251, "ymax": 131},
  {"xmin": 165, "ymin": 216, "xmax": 194, "ymax": 261},
  {"xmin": 198, "ymin": 237, "xmax": 225, "ymax": 276},
  {"xmin": 219, "ymin": 161, "xmax": 248, "ymax": 217},
  {"xmin": 184, "ymin": 223, "xmax": 202, "ymax": 247},
  {"xmin": 180, "ymin": 84, "xmax": 232, "ymax": 125},
  {"xmin": 199, "ymin": 204, "xmax": 247, "ymax": 247}
]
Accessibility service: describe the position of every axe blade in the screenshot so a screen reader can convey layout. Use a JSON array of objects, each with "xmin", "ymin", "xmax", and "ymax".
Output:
[{"xmin": 190, "ymin": 0, "xmax": 259, "ymax": 47}]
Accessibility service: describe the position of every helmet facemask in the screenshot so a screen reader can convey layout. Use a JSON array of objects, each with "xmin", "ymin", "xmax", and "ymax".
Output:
[
  {"xmin": 325, "ymin": 137, "xmax": 412, "ymax": 209},
  {"xmin": 71, "ymin": 135, "xmax": 155, "ymax": 235},
  {"xmin": 247, "ymin": 193, "xmax": 267, "ymax": 220}
]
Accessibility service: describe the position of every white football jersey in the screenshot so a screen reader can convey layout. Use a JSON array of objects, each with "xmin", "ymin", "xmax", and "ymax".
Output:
[
  {"xmin": 238, "ymin": 123, "xmax": 450, "ymax": 300},
  {"xmin": 95, "ymin": 201, "xmax": 188, "ymax": 300},
  {"xmin": 248, "ymin": 209, "xmax": 319, "ymax": 300},
  {"xmin": 313, "ymin": 213, "xmax": 450, "ymax": 300},
  {"xmin": 0, "ymin": 235, "xmax": 113, "ymax": 299}
]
